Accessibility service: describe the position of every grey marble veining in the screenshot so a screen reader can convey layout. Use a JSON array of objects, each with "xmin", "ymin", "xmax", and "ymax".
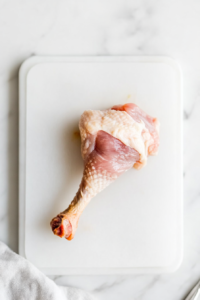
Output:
[{"xmin": 1, "ymin": 0, "xmax": 200, "ymax": 299}]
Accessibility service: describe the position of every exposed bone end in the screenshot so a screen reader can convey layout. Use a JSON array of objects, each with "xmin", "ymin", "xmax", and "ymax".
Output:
[{"xmin": 50, "ymin": 215, "xmax": 73, "ymax": 240}]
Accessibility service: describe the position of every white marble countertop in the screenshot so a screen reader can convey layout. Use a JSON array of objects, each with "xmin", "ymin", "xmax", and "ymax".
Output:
[{"xmin": 1, "ymin": 0, "xmax": 200, "ymax": 299}]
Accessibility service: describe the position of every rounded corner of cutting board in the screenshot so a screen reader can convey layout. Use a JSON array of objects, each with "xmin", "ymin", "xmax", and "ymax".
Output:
[
  {"xmin": 19, "ymin": 56, "xmax": 37, "ymax": 77},
  {"xmin": 156, "ymin": 56, "xmax": 182, "ymax": 78},
  {"xmin": 165, "ymin": 256, "xmax": 183, "ymax": 273},
  {"xmin": 19, "ymin": 56, "xmax": 48, "ymax": 84}
]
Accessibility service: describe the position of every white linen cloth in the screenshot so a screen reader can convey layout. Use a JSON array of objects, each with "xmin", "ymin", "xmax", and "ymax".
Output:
[{"xmin": 0, "ymin": 241, "xmax": 95, "ymax": 300}]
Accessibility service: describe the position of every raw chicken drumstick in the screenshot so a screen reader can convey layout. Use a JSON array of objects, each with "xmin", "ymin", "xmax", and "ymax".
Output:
[{"xmin": 50, "ymin": 103, "xmax": 159, "ymax": 240}]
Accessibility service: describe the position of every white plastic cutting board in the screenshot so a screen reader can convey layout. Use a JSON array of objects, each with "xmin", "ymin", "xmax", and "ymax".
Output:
[{"xmin": 19, "ymin": 56, "xmax": 183, "ymax": 275}]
